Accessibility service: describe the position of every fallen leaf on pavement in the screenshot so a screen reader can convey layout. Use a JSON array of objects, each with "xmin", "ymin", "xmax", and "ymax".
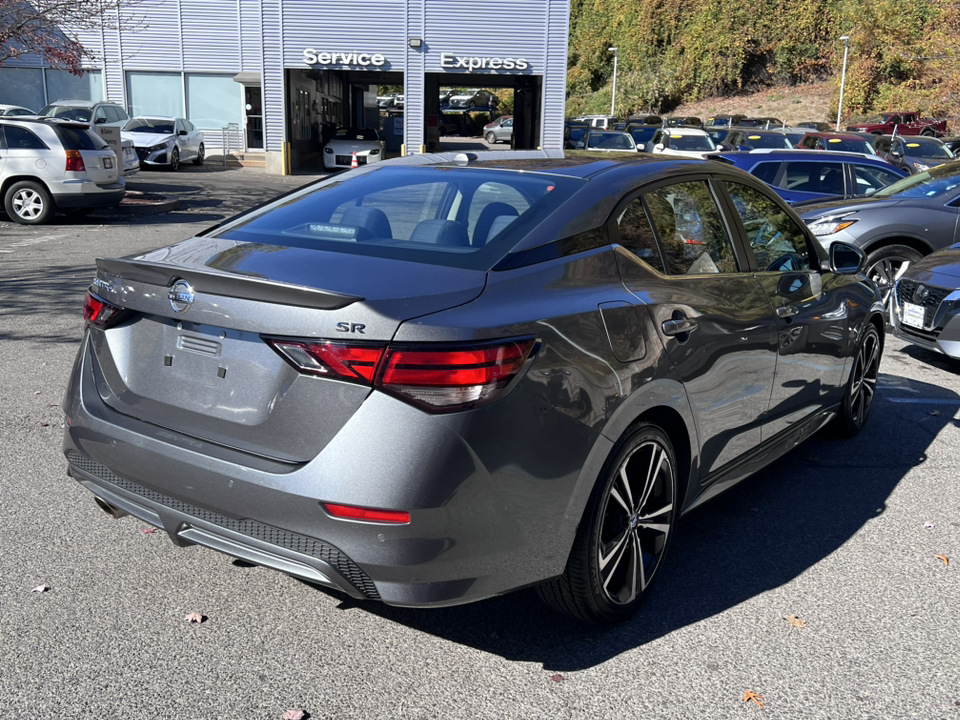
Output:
[
  {"xmin": 935, "ymin": 555, "xmax": 950, "ymax": 566},
  {"xmin": 550, "ymin": 674, "xmax": 564, "ymax": 683},
  {"xmin": 34, "ymin": 391, "xmax": 41, "ymax": 395},
  {"xmin": 784, "ymin": 614, "xmax": 806, "ymax": 629},
  {"xmin": 924, "ymin": 522, "xmax": 935, "ymax": 529},
  {"xmin": 184, "ymin": 612, "xmax": 206, "ymax": 624},
  {"xmin": 282, "ymin": 711, "xmax": 307, "ymax": 720},
  {"xmin": 929, "ymin": 410, "xmax": 942, "ymax": 416},
  {"xmin": 31, "ymin": 585, "xmax": 50, "ymax": 593},
  {"xmin": 743, "ymin": 691, "xmax": 765, "ymax": 708},
  {"xmin": 141, "ymin": 527, "xmax": 157, "ymax": 534}
]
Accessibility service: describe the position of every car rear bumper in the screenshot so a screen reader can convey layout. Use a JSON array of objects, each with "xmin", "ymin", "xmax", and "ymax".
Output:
[
  {"xmin": 52, "ymin": 181, "xmax": 126, "ymax": 208},
  {"xmin": 63, "ymin": 334, "xmax": 597, "ymax": 607}
]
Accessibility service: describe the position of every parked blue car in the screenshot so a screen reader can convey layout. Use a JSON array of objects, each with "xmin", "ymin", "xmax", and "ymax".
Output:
[{"xmin": 709, "ymin": 150, "xmax": 908, "ymax": 204}]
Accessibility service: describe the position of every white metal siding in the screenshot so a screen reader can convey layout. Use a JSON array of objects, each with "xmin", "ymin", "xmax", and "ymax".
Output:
[
  {"xmin": 240, "ymin": 0, "xmax": 264, "ymax": 73},
  {"xmin": 282, "ymin": 0, "xmax": 407, "ymax": 69},
  {"xmin": 423, "ymin": 0, "xmax": 547, "ymax": 73},
  {"xmin": 262, "ymin": 0, "xmax": 284, "ymax": 152},
  {"xmin": 541, "ymin": 0, "xmax": 569, "ymax": 149},
  {"xmin": 404, "ymin": 1, "xmax": 424, "ymax": 151},
  {"xmin": 115, "ymin": 0, "xmax": 182, "ymax": 71},
  {"xmin": 182, "ymin": 0, "xmax": 240, "ymax": 70}
]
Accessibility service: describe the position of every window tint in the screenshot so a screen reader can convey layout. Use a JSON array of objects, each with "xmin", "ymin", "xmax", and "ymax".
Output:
[
  {"xmin": 781, "ymin": 161, "xmax": 845, "ymax": 194},
  {"xmin": 643, "ymin": 181, "xmax": 739, "ymax": 274},
  {"xmin": 54, "ymin": 126, "xmax": 108, "ymax": 150},
  {"xmin": 114, "ymin": 105, "xmax": 129, "ymax": 120},
  {"xmin": 724, "ymin": 182, "xmax": 810, "ymax": 272},
  {"xmin": 103, "ymin": 106, "xmax": 121, "ymax": 123},
  {"xmin": 616, "ymin": 197, "xmax": 665, "ymax": 272},
  {"xmin": 750, "ymin": 161, "xmax": 780, "ymax": 185},
  {"xmin": 3, "ymin": 125, "xmax": 47, "ymax": 150},
  {"xmin": 852, "ymin": 164, "xmax": 904, "ymax": 195}
]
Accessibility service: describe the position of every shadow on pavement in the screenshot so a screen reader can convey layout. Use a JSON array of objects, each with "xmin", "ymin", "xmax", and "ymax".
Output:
[{"xmin": 317, "ymin": 373, "xmax": 956, "ymax": 670}]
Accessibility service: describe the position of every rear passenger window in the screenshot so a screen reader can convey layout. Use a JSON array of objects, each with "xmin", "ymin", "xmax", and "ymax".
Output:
[
  {"xmin": 3, "ymin": 125, "xmax": 47, "ymax": 150},
  {"xmin": 643, "ymin": 181, "xmax": 740, "ymax": 274},
  {"xmin": 781, "ymin": 162, "xmax": 845, "ymax": 194},
  {"xmin": 853, "ymin": 164, "xmax": 903, "ymax": 195},
  {"xmin": 750, "ymin": 162, "xmax": 780, "ymax": 185},
  {"xmin": 467, "ymin": 182, "xmax": 529, "ymax": 246},
  {"xmin": 616, "ymin": 197, "xmax": 665, "ymax": 273},
  {"xmin": 103, "ymin": 106, "xmax": 121, "ymax": 123}
]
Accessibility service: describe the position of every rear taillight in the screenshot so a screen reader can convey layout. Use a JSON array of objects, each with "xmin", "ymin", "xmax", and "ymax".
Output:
[
  {"xmin": 322, "ymin": 503, "xmax": 411, "ymax": 524},
  {"xmin": 65, "ymin": 149, "xmax": 86, "ymax": 172},
  {"xmin": 267, "ymin": 337, "xmax": 537, "ymax": 412},
  {"xmin": 83, "ymin": 291, "xmax": 124, "ymax": 328}
]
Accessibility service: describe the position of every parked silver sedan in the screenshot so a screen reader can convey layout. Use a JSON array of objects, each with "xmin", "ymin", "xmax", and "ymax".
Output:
[
  {"xmin": 0, "ymin": 103, "xmax": 36, "ymax": 116},
  {"xmin": 121, "ymin": 116, "xmax": 205, "ymax": 171}
]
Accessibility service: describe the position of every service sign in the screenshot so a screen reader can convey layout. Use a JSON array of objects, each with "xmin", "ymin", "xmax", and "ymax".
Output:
[
  {"xmin": 440, "ymin": 53, "xmax": 529, "ymax": 71},
  {"xmin": 303, "ymin": 49, "xmax": 387, "ymax": 67}
]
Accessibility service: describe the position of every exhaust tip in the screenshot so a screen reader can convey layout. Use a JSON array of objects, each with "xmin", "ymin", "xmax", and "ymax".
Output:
[{"xmin": 94, "ymin": 496, "xmax": 129, "ymax": 519}]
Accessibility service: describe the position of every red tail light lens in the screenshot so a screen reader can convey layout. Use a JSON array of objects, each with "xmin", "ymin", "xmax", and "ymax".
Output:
[
  {"xmin": 83, "ymin": 292, "xmax": 123, "ymax": 328},
  {"xmin": 267, "ymin": 340, "xmax": 384, "ymax": 383},
  {"xmin": 267, "ymin": 337, "xmax": 537, "ymax": 412},
  {"xmin": 380, "ymin": 340, "xmax": 536, "ymax": 410},
  {"xmin": 323, "ymin": 502, "xmax": 410, "ymax": 524},
  {"xmin": 65, "ymin": 149, "xmax": 86, "ymax": 172}
]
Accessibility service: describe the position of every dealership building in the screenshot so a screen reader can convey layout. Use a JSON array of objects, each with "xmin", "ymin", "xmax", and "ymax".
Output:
[{"xmin": 0, "ymin": 0, "xmax": 570, "ymax": 173}]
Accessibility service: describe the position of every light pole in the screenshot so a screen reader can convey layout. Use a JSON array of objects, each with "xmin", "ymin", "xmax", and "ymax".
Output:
[
  {"xmin": 836, "ymin": 35, "xmax": 850, "ymax": 131},
  {"xmin": 609, "ymin": 46, "xmax": 618, "ymax": 118}
]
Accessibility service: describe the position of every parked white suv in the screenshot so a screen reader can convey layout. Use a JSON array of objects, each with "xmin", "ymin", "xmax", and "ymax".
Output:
[{"xmin": 0, "ymin": 117, "xmax": 126, "ymax": 224}]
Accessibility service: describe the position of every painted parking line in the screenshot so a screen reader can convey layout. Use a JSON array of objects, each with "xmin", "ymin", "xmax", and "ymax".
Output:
[
  {"xmin": 884, "ymin": 397, "xmax": 960, "ymax": 404},
  {"xmin": 0, "ymin": 233, "xmax": 70, "ymax": 252}
]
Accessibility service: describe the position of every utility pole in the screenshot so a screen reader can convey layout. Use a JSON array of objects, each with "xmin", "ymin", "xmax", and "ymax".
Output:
[
  {"xmin": 609, "ymin": 47, "xmax": 619, "ymax": 118},
  {"xmin": 836, "ymin": 35, "xmax": 850, "ymax": 131}
]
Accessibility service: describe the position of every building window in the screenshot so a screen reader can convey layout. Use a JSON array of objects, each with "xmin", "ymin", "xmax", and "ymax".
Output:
[
  {"xmin": 127, "ymin": 71, "xmax": 183, "ymax": 118},
  {"xmin": 185, "ymin": 73, "xmax": 242, "ymax": 130},
  {"xmin": 0, "ymin": 68, "xmax": 45, "ymax": 111},
  {"xmin": 46, "ymin": 70, "xmax": 103, "ymax": 103}
]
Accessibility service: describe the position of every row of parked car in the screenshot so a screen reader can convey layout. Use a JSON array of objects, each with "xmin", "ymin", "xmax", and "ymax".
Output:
[{"xmin": 0, "ymin": 99, "xmax": 207, "ymax": 224}]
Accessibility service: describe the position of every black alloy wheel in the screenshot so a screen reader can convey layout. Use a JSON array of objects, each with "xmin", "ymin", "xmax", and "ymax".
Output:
[
  {"xmin": 538, "ymin": 423, "xmax": 677, "ymax": 624},
  {"xmin": 833, "ymin": 323, "xmax": 881, "ymax": 436},
  {"xmin": 864, "ymin": 244, "xmax": 922, "ymax": 311},
  {"xmin": 192, "ymin": 143, "xmax": 205, "ymax": 165},
  {"xmin": 169, "ymin": 147, "xmax": 180, "ymax": 171}
]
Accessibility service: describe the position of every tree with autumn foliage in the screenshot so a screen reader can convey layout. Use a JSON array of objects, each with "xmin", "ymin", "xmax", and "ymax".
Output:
[{"xmin": 0, "ymin": 0, "xmax": 141, "ymax": 75}]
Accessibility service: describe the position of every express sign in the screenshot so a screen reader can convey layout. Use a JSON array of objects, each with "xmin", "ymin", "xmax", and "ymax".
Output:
[
  {"xmin": 440, "ymin": 53, "xmax": 530, "ymax": 71},
  {"xmin": 302, "ymin": 49, "xmax": 387, "ymax": 66}
]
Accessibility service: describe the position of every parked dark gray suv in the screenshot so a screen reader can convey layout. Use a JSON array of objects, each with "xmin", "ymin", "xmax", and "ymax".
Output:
[{"xmin": 64, "ymin": 151, "xmax": 883, "ymax": 624}]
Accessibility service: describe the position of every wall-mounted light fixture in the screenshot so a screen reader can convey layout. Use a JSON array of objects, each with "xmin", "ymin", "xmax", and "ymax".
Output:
[{"xmin": 408, "ymin": 38, "xmax": 423, "ymax": 49}]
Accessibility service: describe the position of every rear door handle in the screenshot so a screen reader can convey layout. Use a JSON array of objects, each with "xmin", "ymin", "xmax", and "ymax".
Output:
[
  {"xmin": 776, "ymin": 304, "xmax": 799, "ymax": 318},
  {"xmin": 662, "ymin": 317, "xmax": 699, "ymax": 336}
]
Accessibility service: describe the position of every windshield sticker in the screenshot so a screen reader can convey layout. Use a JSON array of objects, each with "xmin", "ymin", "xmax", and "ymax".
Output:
[
  {"xmin": 907, "ymin": 143, "xmax": 920, "ymax": 148},
  {"xmin": 670, "ymin": 134, "xmax": 683, "ymax": 139},
  {"xmin": 748, "ymin": 135, "xmax": 761, "ymax": 140},
  {"xmin": 828, "ymin": 138, "xmax": 842, "ymax": 143}
]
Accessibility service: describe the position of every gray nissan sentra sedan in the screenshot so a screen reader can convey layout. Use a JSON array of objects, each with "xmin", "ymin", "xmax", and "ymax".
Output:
[{"xmin": 64, "ymin": 151, "xmax": 884, "ymax": 624}]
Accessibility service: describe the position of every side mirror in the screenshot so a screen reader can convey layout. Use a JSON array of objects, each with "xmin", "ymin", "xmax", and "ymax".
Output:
[
  {"xmin": 826, "ymin": 241, "xmax": 865, "ymax": 275},
  {"xmin": 654, "ymin": 143, "xmax": 664, "ymax": 151},
  {"xmin": 891, "ymin": 150, "xmax": 902, "ymax": 158},
  {"xmin": 94, "ymin": 117, "xmax": 106, "ymax": 124},
  {"xmin": 178, "ymin": 130, "xmax": 187, "ymax": 136}
]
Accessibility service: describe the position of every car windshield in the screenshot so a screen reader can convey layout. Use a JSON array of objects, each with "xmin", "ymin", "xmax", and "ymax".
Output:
[
  {"xmin": 586, "ymin": 132, "xmax": 636, "ymax": 150},
  {"xmin": 669, "ymin": 134, "xmax": 715, "ymax": 151},
  {"xmin": 213, "ymin": 166, "xmax": 585, "ymax": 270},
  {"xmin": 745, "ymin": 134, "xmax": 791, "ymax": 149},
  {"xmin": 336, "ymin": 128, "xmax": 379, "ymax": 141},
  {"xmin": 875, "ymin": 163, "xmax": 960, "ymax": 198},
  {"xmin": 709, "ymin": 117, "xmax": 731, "ymax": 127},
  {"xmin": 629, "ymin": 126, "xmax": 658, "ymax": 145},
  {"xmin": 124, "ymin": 119, "xmax": 175, "ymax": 134},
  {"xmin": 825, "ymin": 138, "xmax": 876, "ymax": 154},
  {"xmin": 902, "ymin": 139, "xmax": 953, "ymax": 160},
  {"xmin": 38, "ymin": 105, "xmax": 93, "ymax": 122}
]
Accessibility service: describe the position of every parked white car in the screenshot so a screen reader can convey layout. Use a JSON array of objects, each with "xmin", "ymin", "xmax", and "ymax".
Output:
[
  {"xmin": 650, "ymin": 128, "xmax": 718, "ymax": 158},
  {"xmin": 0, "ymin": 103, "xmax": 36, "ymax": 116},
  {"xmin": 577, "ymin": 130, "xmax": 638, "ymax": 152},
  {"xmin": 120, "ymin": 138, "xmax": 139, "ymax": 176},
  {"xmin": 121, "ymin": 116, "xmax": 205, "ymax": 171},
  {"xmin": 322, "ymin": 128, "xmax": 385, "ymax": 170},
  {"xmin": 0, "ymin": 117, "xmax": 125, "ymax": 224}
]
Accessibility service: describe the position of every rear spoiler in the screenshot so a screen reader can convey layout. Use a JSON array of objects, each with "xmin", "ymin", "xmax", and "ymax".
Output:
[{"xmin": 95, "ymin": 257, "xmax": 362, "ymax": 310}]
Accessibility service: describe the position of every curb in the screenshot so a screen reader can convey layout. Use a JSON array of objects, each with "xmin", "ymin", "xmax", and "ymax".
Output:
[{"xmin": 100, "ymin": 190, "xmax": 180, "ymax": 216}]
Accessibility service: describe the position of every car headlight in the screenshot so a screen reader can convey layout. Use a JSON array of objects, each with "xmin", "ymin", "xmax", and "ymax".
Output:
[
  {"xmin": 913, "ymin": 162, "xmax": 929, "ymax": 171},
  {"xmin": 369, "ymin": 149, "xmax": 380, "ymax": 155},
  {"xmin": 324, "ymin": 147, "xmax": 333, "ymax": 153},
  {"xmin": 149, "ymin": 142, "xmax": 168, "ymax": 152},
  {"xmin": 807, "ymin": 214, "xmax": 859, "ymax": 237}
]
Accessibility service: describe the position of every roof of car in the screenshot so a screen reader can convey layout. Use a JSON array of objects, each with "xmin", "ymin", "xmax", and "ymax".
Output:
[
  {"xmin": 0, "ymin": 116, "xmax": 91, "ymax": 129},
  {"xmin": 801, "ymin": 131, "xmax": 872, "ymax": 140},
  {"xmin": 875, "ymin": 133, "xmax": 943, "ymax": 142},
  {"xmin": 129, "ymin": 115, "xmax": 179, "ymax": 121},
  {"xmin": 712, "ymin": 149, "xmax": 896, "ymax": 164},
  {"xmin": 661, "ymin": 127, "xmax": 710, "ymax": 136},
  {"xmin": 46, "ymin": 99, "xmax": 104, "ymax": 107},
  {"xmin": 456, "ymin": 152, "xmax": 709, "ymax": 179}
]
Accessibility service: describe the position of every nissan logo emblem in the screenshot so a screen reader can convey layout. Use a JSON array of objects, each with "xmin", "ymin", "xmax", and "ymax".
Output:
[
  {"xmin": 168, "ymin": 279, "xmax": 195, "ymax": 313},
  {"xmin": 914, "ymin": 284, "xmax": 928, "ymax": 303}
]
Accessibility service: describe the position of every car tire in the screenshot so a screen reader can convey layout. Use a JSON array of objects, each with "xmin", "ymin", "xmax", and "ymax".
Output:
[
  {"xmin": 537, "ymin": 422, "xmax": 677, "ymax": 624},
  {"xmin": 169, "ymin": 147, "xmax": 180, "ymax": 171},
  {"xmin": 467, "ymin": 100, "xmax": 476, "ymax": 109},
  {"xmin": 864, "ymin": 244, "xmax": 923, "ymax": 309},
  {"xmin": 4, "ymin": 181, "xmax": 53, "ymax": 225},
  {"xmin": 485, "ymin": 131, "xmax": 498, "ymax": 145},
  {"xmin": 192, "ymin": 143, "xmax": 205, "ymax": 166},
  {"xmin": 922, "ymin": 129, "xmax": 935, "ymax": 137},
  {"xmin": 831, "ymin": 323, "xmax": 881, "ymax": 436}
]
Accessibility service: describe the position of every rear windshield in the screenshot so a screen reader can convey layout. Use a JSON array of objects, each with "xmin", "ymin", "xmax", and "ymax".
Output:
[
  {"xmin": 54, "ymin": 126, "xmax": 108, "ymax": 150},
  {"xmin": 902, "ymin": 139, "xmax": 953, "ymax": 159},
  {"xmin": 825, "ymin": 138, "xmax": 876, "ymax": 154},
  {"xmin": 586, "ymin": 132, "xmax": 635, "ymax": 150},
  {"xmin": 745, "ymin": 134, "xmax": 791, "ymax": 149},
  {"xmin": 629, "ymin": 126, "xmax": 658, "ymax": 144},
  {"xmin": 214, "ymin": 166, "xmax": 585, "ymax": 270},
  {"xmin": 39, "ymin": 105, "xmax": 93, "ymax": 122},
  {"xmin": 124, "ymin": 118, "xmax": 175, "ymax": 134},
  {"xmin": 669, "ymin": 134, "xmax": 715, "ymax": 151}
]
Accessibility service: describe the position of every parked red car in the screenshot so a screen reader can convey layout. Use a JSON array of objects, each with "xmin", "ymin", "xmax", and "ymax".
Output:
[{"xmin": 846, "ymin": 111, "xmax": 948, "ymax": 137}]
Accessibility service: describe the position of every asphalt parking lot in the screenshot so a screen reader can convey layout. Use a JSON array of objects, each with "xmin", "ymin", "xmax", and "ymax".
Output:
[{"xmin": 1, "ymin": 165, "xmax": 958, "ymax": 719}]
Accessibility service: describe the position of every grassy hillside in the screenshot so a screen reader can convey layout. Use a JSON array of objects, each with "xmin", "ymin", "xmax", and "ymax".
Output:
[{"xmin": 567, "ymin": 0, "xmax": 960, "ymax": 126}]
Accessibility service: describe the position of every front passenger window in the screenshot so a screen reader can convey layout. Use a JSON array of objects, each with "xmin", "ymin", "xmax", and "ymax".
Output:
[{"xmin": 724, "ymin": 182, "xmax": 810, "ymax": 272}]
